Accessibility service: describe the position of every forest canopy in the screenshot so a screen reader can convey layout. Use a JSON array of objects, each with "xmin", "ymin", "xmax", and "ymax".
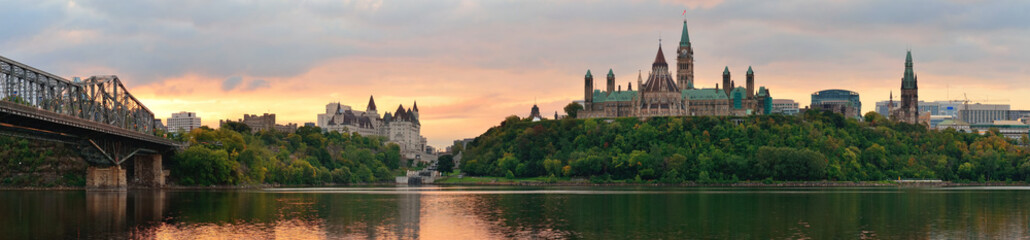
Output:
[{"xmin": 459, "ymin": 110, "xmax": 1030, "ymax": 183}]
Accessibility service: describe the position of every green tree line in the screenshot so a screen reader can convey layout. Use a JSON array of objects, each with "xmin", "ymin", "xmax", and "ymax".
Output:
[
  {"xmin": 171, "ymin": 124, "xmax": 402, "ymax": 186},
  {"xmin": 459, "ymin": 110, "xmax": 1030, "ymax": 183}
]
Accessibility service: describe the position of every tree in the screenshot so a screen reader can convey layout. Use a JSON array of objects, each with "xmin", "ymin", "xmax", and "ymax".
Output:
[
  {"xmin": 564, "ymin": 102, "xmax": 584, "ymax": 118},
  {"xmin": 863, "ymin": 111, "xmax": 888, "ymax": 125},
  {"xmin": 437, "ymin": 155, "xmax": 455, "ymax": 173},
  {"xmin": 221, "ymin": 120, "xmax": 251, "ymax": 133},
  {"xmin": 173, "ymin": 145, "xmax": 235, "ymax": 186}
]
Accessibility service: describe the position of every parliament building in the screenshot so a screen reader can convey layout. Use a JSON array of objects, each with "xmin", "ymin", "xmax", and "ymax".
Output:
[{"xmin": 578, "ymin": 19, "xmax": 772, "ymax": 119}]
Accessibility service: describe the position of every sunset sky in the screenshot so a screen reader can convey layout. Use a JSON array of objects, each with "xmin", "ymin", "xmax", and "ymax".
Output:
[{"xmin": 3, "ymin": 0, "xmax": 1030, "ymax": 148}]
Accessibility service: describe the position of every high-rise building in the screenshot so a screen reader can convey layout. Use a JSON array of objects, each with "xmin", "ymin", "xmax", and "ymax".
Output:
[
  {"xmin": 167, "ymin": 111, "xmax": 201, "ymax": 133},
  {"xmin": 811, "ymin": 89, "xmax": 861, "ymax": 119}
]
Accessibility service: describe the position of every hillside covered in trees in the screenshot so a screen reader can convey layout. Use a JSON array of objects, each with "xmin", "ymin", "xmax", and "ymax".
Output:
[
  {"xmin": 458, "ymin": 111, "xmax": 1030, "ymax": 183},
  {"xmin": 170, "ymin": 124, "xmax": 403, "ymax": 186}
]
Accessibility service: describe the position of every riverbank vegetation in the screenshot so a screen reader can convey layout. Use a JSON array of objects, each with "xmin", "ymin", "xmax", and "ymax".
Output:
[
  {"xmin": 170, "ymin": 124, "xmax": 403, "ymax": 186},
  {"xmin": 0, "ymin": 136, "xmax": 85, "ymax": 187},
  {"xmin": 458, "ymin": 111, "xmax": 1030, "ymax": 183}
]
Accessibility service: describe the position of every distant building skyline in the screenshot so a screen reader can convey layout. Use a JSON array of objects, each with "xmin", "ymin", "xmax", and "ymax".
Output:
[{"xmin": 6, "ymin": 1, "xmax": 1030, "ymax": 147}]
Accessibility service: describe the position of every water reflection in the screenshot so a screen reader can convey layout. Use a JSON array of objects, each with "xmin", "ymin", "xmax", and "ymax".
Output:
[{"xmin": 0, "ymin": 186, "xmax": 1029, "ymax": 239}]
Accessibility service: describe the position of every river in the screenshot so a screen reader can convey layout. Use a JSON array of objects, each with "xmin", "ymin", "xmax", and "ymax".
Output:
[{"xmin": 1, "ymin": 186, "xmax": 1028, "ymax": 239}]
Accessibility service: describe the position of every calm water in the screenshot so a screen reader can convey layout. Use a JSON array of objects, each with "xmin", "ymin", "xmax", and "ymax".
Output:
[{"xmin": 1, "ymin": 186, "xmax": 1029, "ymax": 239}]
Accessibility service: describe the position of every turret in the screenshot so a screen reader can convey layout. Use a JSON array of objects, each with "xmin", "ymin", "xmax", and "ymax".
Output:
[
  {"xmin": 366, "ymin": 95, "xmax": 378, "ymax": 116},
  {"xmin": 722, "ymin": 66, "xmax": 731, "ymax": 96},
  {"xmin": 606, "ymin": 69, "xmax": 615, "ymax": 95},
  {"xmin": 412, "ymin": 101, "xmax": 419, "ymax": 119},
  {"xmin": 584, "ymin": 70, "xmax": 594, "ymax": 105},
  {"xmin": 746, "ymin": 66, "xmax": 755, "ymax": 99}
]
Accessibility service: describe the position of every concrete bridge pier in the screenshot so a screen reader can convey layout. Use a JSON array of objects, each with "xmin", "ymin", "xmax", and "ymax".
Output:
[
  {"xmin": 132, "ymin": 154, "xmax": 167, "ymax": 188},
  {"xmin": 86, "ymin": 154, "xmax": 167, "ymax": 190},
  {"xmin": 86, "ymin": 166, "xmax": 127, "ymax": 190}
]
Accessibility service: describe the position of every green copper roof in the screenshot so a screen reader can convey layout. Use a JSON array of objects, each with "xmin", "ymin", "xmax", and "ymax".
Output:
[
  {"xmin": 679, "ymin": 20, "xmax": 690, "ymax": 47},
  {"xmin": 592, "ymin": 90, "xmax": 637, "ymax": 103},
  {"xmin": 757, "ymin": 86, "xmax": 768, "ymax": 97},
  {"xmin": 723, "ymin": 66, "xmax": 730, "ymax": 75},
  {"xmin": 731, "ymin": 87, "xmax": 748, "ymax": 95},
  {"xmin": 747, "ymin": 66, "xmax": 753, "ymax": 75},
  {"xmin": 682, "ymin": 88, "xmax": 728, "ymax": 100},
  {"xmin": 586, "ymin": 70, "xmax": 592, "ymax": 78},
  {"xmin": 902, "ymin": 51, "xmax": 917, "ymax": 89},
  {"xmin": 607, "ymin": 69, "xmax": 614, "ymax": 77}
]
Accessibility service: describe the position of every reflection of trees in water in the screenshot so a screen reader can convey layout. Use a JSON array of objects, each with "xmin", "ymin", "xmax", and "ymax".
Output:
[
  {"xmin": 1, "ymin": 189, "xmax": 1029, "ymax": 238},
  {"xmin": 0, "ymin": 190, "xmax": 169, "ymax": 239},
  {"xmin": 458, "ymin": 188, "xmax": 1030, "ymax": 239}
]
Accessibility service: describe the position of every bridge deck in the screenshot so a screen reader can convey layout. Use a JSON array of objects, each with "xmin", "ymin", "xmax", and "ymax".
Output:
[{"xmin": 0, "ymin": 101, "xmax": 179, "ymax": 148}]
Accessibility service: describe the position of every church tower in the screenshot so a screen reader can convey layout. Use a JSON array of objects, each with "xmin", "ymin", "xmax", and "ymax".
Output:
[
  {"xmin": 606, "ymin": 69, "xmax": 615, "ymax": 95},
  {"xmin": 584, "ymin": 70, "xmax": 594, "ymax": 108},
  {"xmin": 899, "ymin": 50, "xmax": 919, "ymax": 124},
  {"xmin": 677, "ymin": 20, "xmax": 694, "ymax": 89}
]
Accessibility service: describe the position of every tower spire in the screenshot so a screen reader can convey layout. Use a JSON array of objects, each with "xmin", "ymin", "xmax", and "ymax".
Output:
[
  {"xmin": 679, "ymin": 19, "xmax": 690, "ymax": 47},
  {"xmin": 902, "ymin": 50, "xmax": 916, "ymax": 89}
]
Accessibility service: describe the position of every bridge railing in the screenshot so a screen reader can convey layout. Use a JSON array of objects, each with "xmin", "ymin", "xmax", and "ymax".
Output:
[{"xmin": 0, "ymin": 55, "xmax": 156, "ymax": 136}]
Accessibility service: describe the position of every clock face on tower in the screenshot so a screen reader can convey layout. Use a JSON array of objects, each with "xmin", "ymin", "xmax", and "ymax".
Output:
[{"xmin": 680, "ymin": 49, "xmax": 688, "ymax": 57}]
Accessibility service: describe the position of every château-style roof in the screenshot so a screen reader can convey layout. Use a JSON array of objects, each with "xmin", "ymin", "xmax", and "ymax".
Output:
[
  {"xmin": 413, "ymin": 101, "xmax": 419, "ymax": 112},
  {"xmin": 327, "ymin": 109, "xmax": 375, "ymax": 129},
  {"xmin": 367, "ymin": 95, "xmax": 377, "ymax": 111}
]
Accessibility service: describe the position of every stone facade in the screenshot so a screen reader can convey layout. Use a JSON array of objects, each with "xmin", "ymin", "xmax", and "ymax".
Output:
[
  {"xmin": 578, "ymin": 20, "xmax": 772, "ymax": 119},
  {"xmin": 318, "ymin": 96, "xmax": 430, "ymax": 161}
]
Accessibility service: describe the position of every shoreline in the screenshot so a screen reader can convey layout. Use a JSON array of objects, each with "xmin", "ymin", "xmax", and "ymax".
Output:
[
  {"xmin": 431, "ymin": 181, "xmax": 1030, "ymax": 187},
  {"xmin": 2, "ymin": 180, "xmax": 1028, "ymax": 190}
]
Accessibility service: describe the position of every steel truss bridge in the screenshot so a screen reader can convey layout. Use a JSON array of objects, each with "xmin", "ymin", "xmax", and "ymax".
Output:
[{"xmin": 0, "ymin": 55, "xmax": 180, "ymax": 166}]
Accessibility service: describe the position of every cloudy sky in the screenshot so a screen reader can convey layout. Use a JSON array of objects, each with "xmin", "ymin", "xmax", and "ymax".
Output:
[{"xmin": 3, "ymin": 0, "xmax": 1030, "ymax": 148}]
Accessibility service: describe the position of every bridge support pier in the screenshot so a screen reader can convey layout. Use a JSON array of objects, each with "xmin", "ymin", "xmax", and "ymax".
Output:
[
  {"xmin": 132, "ymin": 154, "xmax": 166, "ymax": 188},
  {"xmin": 86, "ymin": 166, "xmax": 127, "ymax": 190}
]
